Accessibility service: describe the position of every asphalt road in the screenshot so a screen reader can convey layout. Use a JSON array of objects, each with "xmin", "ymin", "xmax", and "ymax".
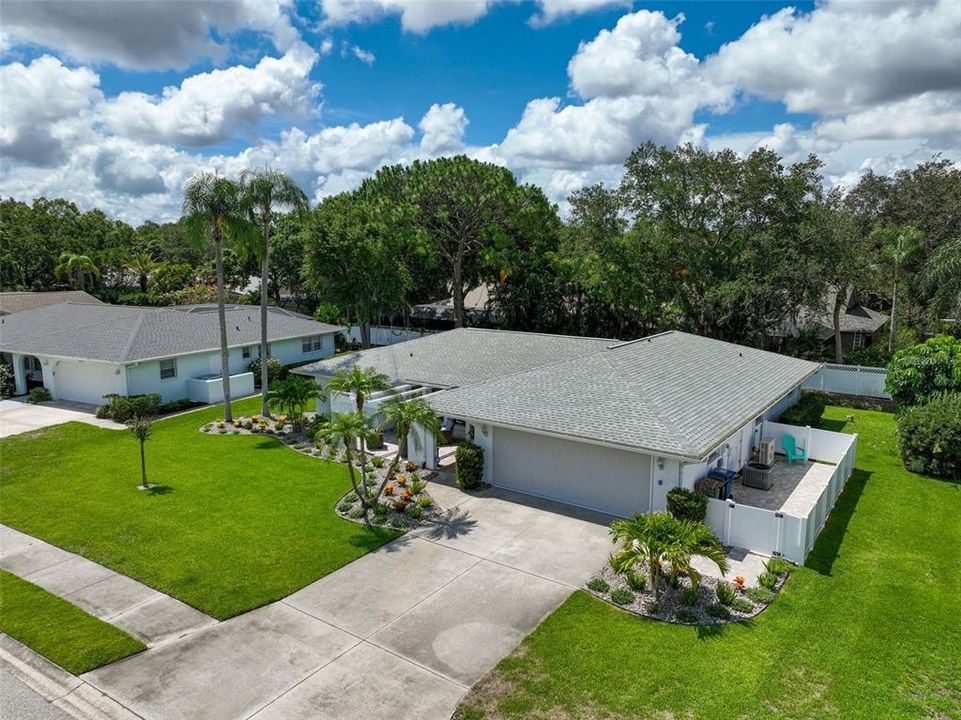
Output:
[{"xmin": 0, "ymin": 669, "xmax": 72, "ymax": 720}]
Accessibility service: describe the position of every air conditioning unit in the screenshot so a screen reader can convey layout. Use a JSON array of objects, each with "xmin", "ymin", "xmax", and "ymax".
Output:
[{"xmin": 758, "ymin": 439, "xmax": 776, "ymax": 466}]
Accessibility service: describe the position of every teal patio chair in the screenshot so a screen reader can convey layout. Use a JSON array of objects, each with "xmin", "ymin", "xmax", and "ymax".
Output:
[{"xmin": 782, "ymin": 434, "xmax": 808, "ymax": 465}]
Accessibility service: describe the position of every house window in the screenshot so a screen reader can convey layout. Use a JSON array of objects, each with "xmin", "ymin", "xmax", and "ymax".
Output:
[
  {"xmin": 302, "ymin": 336, "xmax": 323, "ymax": 353},
  {"xmin": 159, "ymin": 358, "xmax": 177, "ymax": 380},
  {"xmin": 853, "ymin": 331, "xmax": 864, "ymax": 349},
  {"xmin": 242, "ymin": 346, "xmax": 251, "ymax": 359}
]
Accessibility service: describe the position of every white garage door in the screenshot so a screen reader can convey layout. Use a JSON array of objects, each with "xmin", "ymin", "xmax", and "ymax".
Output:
[
  {"xmin": 492, "ymin": 427, "xmax": 651, "ymax": 516},
  {"xmin": 53, "ymin": 360, "xmax": 120, "ymax": 405}
]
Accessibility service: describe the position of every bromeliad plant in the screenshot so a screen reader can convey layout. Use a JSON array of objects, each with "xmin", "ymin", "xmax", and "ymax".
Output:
[{"xmin": 609, "ymin": 512, "xmax": 729, "ymax": 600}]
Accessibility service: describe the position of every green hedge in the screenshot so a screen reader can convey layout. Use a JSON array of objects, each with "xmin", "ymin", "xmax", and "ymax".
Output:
[
  {"xmin": 455, "ymin": 442, "xmax": 485, "ymax": 490},
  {"xmin": 779, "ymin": 392, "xmax": 828, "ymax": 428},
  {"xmin": 666, "ymin": 487, "xmax": 708, "ymax": 522},
  {"xmin": 97, "ymin": 393, "xmax": 162, "ymax": 422},
  {"xmin": 898, "ymin": 393, "xmax": 961, "ymax": 480}
]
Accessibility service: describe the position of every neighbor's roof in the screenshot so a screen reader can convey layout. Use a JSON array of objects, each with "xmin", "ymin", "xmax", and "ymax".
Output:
[
  {"xmin": 294, "ymin": 327, "xmax": 613, "ymax": 388},
  {"xmin": 411, "ymin": 285, "xmax": 492, "ymax": 321},
  {"xmin": 0, "ymin": 291, "xmax": 102, "ymax": 315},
  {"xmin": 0, "ymin": 303, "xmax": 343, "ymax": 363},
  {"xmin": 776, "ymin": 289, "xmax": 887, "ymax": 338},
  {"xmin": 428, "ymin": 331, "xmax": 821, "ymax": 461}
]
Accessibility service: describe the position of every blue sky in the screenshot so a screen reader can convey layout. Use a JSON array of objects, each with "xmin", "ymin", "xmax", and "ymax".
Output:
[{"xmin": 1, "ymin": 0, "xmax": 957, "ymax": 223}]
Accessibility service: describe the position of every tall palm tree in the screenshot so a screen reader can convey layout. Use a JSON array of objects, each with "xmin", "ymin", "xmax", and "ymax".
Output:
[
  {"xmin": 323, "ymin": 366, "xmax": 392, "ymax": 461},
  {"xmin": 874, "ymin": 226, "xmax": 924, "ymax": 353},
  {"xmin": 610, "ymin": 512, "xmax": 729, "ymax": 600},
  {"xmin": 322, "ymin": 411, "xmax": 377, "ymax": 506},
  {"xmin": 240, "ymin": 169, "xmax": 309, "ymax": 416},
  {"xmin": 376, "ymin": 396, "xmax": 440, "ymax": 498},
  {"xmin": 127, "ymin": 251, "xmax": 159, "ymax": 293},
  {"xmin": 54, "ymin": 252, "xmax": 100, "ymax": 290},
  {"xmin": 924, "ymin": 237, "xmax": 961, "ymax": 331},
  {"xmin": 182, "ymin": 172, "xmax": 251, "ymax": 423}
]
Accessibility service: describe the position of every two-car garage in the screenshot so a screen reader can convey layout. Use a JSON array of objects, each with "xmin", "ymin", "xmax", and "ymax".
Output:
[{"xmin": 490, "ymin": 427, "xmax": 652, "ymax": 517}]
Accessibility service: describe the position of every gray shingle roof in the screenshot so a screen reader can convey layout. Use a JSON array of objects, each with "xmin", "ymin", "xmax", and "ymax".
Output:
[
  {"xmin": 0, "ymin": 303, "xmax": 343, "ymax": 363},
  {"xmin": 0, "ymin": 291, "xmax": 102, "ymax": 315},
  {"xmin": 294, "ymin": 327, "xmax": 613, "ymax": 388},
  {"xmin": 428, "ymin": 331, "xmax": 821, "ymax": 461}
]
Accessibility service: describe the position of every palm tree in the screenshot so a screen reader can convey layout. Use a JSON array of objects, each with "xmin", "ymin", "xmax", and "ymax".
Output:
[
  {"xmin": 129, "ymin": 417, "xmax": 153, "ymax": 490},
  {"xmin": 375, "ymin": 396, "xmax": 440, "ymax": 498},
  {"xmin": 127, "ymin": 251, "xmax": 159, "ymax": 293},
  {"xmin": 267, "ymin": 376, "xmax": 319, "ymax": 432},
  {"xmin": 322, "ymin": 411, "xmax": 377, "ymax": 506},
  {"xmin": 323, "ymin": 366, "xmax": 393, "ymax": 460},
  {"xmin": 874, "ymin": 226, "xmax": 924, "ymax": 353},
  {"xmin": 54, "ymin": 252, "xmax": 100, "ymax": 290},
  {"xmin": 923, "ymin": 237, "xmax": 961, "ymax": 332},
  {"xmin": 182, "ymin": 172, "xmax": 251, "ymax": 423},
  {"xmin": 240, "ymin": 169, "xmax": 309, "ymax": 417},
  {"xmin": 609, "ymin": 512, "xmax": 729, "ymax": 600}
]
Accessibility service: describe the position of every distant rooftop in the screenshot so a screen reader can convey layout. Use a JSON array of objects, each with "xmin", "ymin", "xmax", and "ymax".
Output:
[
  {"xmin": 0, "ymin": 290, "xmax": 102, "ymax": 316},
  {"xmin": 0, "ymin": 303, "xmax": 343, "ymax": 363}
]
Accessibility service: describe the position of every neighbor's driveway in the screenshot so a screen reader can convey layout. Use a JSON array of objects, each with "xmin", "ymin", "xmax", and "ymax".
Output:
[
  {"xmin": 0, "ymin": 399, "xmax": 124, "ymax": 438},
  {"xmin": 83, "ymin": 483, "xmax": 614, "ymax": 720}
]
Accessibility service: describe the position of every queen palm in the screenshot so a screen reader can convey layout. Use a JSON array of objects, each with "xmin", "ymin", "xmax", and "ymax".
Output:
[
  {"xmin": 324, "ymin": 366, "xmax": 392, "ymax": 461},
  {"xmin": 240, "ymin": 169, "xmax": 309, "ymax": 416},
  {"xmin": 54, "ymin": 252, "xmax": 100, "ymax": 290},
  {"xmin": 375, "ymin": 396, "xmax": 440, "ymax": 499},
  {"xmin": 127, "ymin": 251, "xmax": 159, "ymax": 293},
  {"xmin": 610, "ymin": 512, "xmax": 729, "ymax": 600},
  {"xmin": 182, "ymin": 172, "xmax": 251, "ymax": 423},
  {"xmin": 322, "ymin": 411, "xmax": 377, "ymax": 506},
  {"xmin": 874, "ymin": 226, "xmax": 924, "ymax": 353}
]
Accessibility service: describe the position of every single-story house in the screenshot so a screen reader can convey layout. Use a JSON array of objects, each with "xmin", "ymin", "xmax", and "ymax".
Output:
[
  {"xmin": 1, "ymin": 302, "xmax": 343, "ymax": 405},
  {"xmin": 409, "ymin": 285, "xmax": 494, "ymax": 329},
  {"xmin": 774, "ymin": 288, "xmax": 887, "ymax": 353},
  {"xmin": 0, "ymin": 290, "xmax": 102, "ymax": 316},
  {"xmin": 296, "ymin": 328, "xmax": 820, "ymax": 518}
]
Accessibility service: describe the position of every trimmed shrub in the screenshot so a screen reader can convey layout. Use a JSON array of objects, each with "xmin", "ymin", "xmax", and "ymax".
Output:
[
  {"xmin": 758, "ymin": 571, "xmax": 779, "ymax": 590},
  {"xmin": 610, "ymin": 589, "xmax": 635, "ymax": 605},
  {"xmin": 247, "ymin": 356, "xmax": 287, "ymax": 388},
  {"xmin": 625, "ymin": 572, "xmax": 647, "ymax": 592},
  {"xmin": 97, "ymin": 393, "xmax": 162, "ymax": 422},
  {"xmin": 705, "ymin": 603, "xmax": 731, "ymax": 620},
  {"xmin": 885, "ymin": 335, "xmax": 961, "ymax": 408},
  {"xmin": 455, "ymin": 442, "xmax": 484, "ymax": 490},
  {"xmin": 160, "ymin": 398, "xmax": 194, "ymax": 414},
  {"xmin": 586, "ymin": 578, "xmax": 609, "ymax": 593},
  {"xmin": 666, "ymin": 487, "xmax": 708, "ymax": 522},
  {"xmin": 897, "ymin": 393, "xmax": 961, "ymax": 479},
  {"xmin": 679, "ymin": 587, "xmax": 700, "ymax": 606},
  {"xmin": 715, "ymin": 582, "xmax": 736, "ymax": 606},
  {"xmin": 731, "ymin": 597, "xmax": 754, "ymax": 613},
  {"xmin": 0, "ymin": 363, "xmax": 15, "ymax": 398},
  {"xmin": 27, "ymin": 387, "xmax": 52, "ymax": 404},
  {"xmin": 779, "ymin": 392, "xmax": 828, "ymax": 428}
]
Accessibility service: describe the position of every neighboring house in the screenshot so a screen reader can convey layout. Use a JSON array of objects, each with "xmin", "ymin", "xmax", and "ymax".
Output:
[
  {"xmin": 296, "ymin": 328, "xmax": 819, "ymax": 517},
  {"xmin": 410, "ymin": 285, "xmax": 494, "ymax": 329},
  {"xmin": 0, "ymin": 290, "xmax": 102, "ymax": 316},
  {"xmin": 1, "ymin": 303, "xmax": 343, "ymax": 405},
  {"xmin": 775, "ymin": 289, "xmax": 887, "ymax": 353}
]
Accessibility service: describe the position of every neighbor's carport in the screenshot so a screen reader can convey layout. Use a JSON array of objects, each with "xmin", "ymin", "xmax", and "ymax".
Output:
[{"xmin": 490, "ymin": 427, "xmax": 651, "ymax": 516}]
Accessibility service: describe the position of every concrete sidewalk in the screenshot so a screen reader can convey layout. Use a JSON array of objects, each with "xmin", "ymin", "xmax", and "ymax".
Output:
[
  {"xmin": 81, "ymin": 484, "xmax": 614, "ymax": 720},
  {"xmin": 0, "ymin": 525, "xmax": 215, "ymax": 647}
]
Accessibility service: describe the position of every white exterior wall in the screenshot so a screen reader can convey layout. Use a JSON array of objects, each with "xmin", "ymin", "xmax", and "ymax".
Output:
[
  {"xmin": 467, "ymin": 420, "xmax": 495, "ymax": 483},
  {"xmin": 45, "ymin": 357, "xmax": 126, "ymax": 404}
]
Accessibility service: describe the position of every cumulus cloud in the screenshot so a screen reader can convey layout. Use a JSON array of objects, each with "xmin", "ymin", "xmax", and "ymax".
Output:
[
  {"xmin": 0, "ymin": 0, "xmax": 300, "ymax": 70},
  {"xmin": 101, "ymin": 43, "xmax": 319, "ymax": 147},
  {"xmin": 530, "ymin": 0, "xmax": 630, "ymax": 27},
  {"xmin": 419, "ymin": 103, "xmax": 468, "ymax": 154},
  {"xmin": 0, "ymin": 56, "xmax": 101, "ymax": 166}
]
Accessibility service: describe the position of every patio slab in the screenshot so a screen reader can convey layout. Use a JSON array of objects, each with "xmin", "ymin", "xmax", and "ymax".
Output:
[
  {"xmin": 731, "ymin": 459, "xmax": 831, "ymax": 512},
  {"xmin": 369, "ymin": 559, "xmax": 570, "ymax": 685}
]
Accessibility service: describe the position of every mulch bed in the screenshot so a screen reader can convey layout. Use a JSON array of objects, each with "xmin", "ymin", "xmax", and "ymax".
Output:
[{"xmin": 585, "ymin": 561, "xmax": 790, "ymax": 625}]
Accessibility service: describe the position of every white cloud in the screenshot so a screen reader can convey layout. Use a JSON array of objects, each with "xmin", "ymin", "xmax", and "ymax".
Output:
[
  {"xmin": 320, "ymin": 0, "xmax": 493, "ymax": 33},
  {"xmin": 102, "ymin": 43, "xmax": 319, "ymax": 147},
  {"xmin": 0, "ymin": 0, "xmax": 300, "ymax": 70},
  {"xmin": 529, "ymin": 0, "xmax": 629, "ymax": 27},
  {"xmin": 0, "ymin": 56, "xmax": 101, "ymax": 166},
  {"xmin": 705, "ymin": 0, "xmax": 961, "ymax": 116},
  {"xmin": 341, "ymin": 42, "xmax": 376, "ymax": 64},
  {"xmin": 419, "ymin": 103, "xmax": 468, "ymax": 154}
]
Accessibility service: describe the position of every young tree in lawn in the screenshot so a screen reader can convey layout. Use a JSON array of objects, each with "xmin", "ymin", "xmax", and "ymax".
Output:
[
  {"xmin": 239, "ymin": 169, "xmax": 309, "ymax": 416},
  {"xmin": 129, "ymin": 418, "xmax": 153, "ymax": 490},
  {"xmin": 54, "ymin": 252, "xmax": 100, "ymax": 290},
  {"xmin": 267, "ymin": 376, "xmax": 319, "ymax": 432},
  {"xmin": 182, "ymin": 173, "xmax": 251, "ymax": 423},
  {"xmin": 375, "ymin": 396, "xmax": 440, "ymax": 498},
  {"xmin": 609, "ymin": 512, "xmax": 729, "ymax": 600},
  {"xmin": 322, "ymin": 412, "xmax": 378, "ymax": 507},
  {"xmin": 874, "ymin": 226, "xmax": 925, "ymax": 353}
]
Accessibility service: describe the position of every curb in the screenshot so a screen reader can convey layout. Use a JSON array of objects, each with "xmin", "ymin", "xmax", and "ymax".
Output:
[{"xmin": 0, "ymin": 634, "xmax": 143, "ymax": 720}]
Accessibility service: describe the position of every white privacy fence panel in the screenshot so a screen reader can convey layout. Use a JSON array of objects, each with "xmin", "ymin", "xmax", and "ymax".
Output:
[
  {"xmin": 348, "ymin": 325, "xmax": 440, "ymax": 347},
  {"xmin": 705, "ymin": 431, "xmax": 858, "ymax": 566},
  {"xmin": 762, "ymin": 420, "xmax": 852, "ymax": 463},
  {"xmin": 803, "ymin": 364, "xmax": 890, "ymax": 399}
]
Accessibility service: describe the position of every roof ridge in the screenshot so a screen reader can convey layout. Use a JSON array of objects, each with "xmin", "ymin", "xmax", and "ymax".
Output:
[
  {"xmin": 460, "ymin": 327, "xmax": 617, "ymax": 343},
  {"xmin": 119, "ymin": 310, "xmax": 149, "ymax": 362}
]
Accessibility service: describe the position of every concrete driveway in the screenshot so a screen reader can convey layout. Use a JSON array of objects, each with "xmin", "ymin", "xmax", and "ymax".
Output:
[
  {"xmin": 0, "ymin": 399, "xmax": 124, "ymax": 438},
  {"xmin": 84, "ymin": 483, "xmax": 614, "ymax": 720}
]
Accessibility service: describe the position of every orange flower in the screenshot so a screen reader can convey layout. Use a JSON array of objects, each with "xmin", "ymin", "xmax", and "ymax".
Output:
[
  {"xmin": 734, "ymin": 576, "xmax": 746, "ymax": 591},
  {"xmin": 397, "ymin": 474, "xmax": 408, "ymax": 486},
  {"xmin": 384, "ymin": 484, "xmax": 396, "ymax": 496}
]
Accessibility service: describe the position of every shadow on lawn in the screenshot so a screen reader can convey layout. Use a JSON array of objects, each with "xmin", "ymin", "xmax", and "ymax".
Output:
[
  {"xmin": 146, "ymin": 485, "xmax": 174, "ymax": 496},
  {"xmin": 819, "ymin": 417, "xmax": 848, "ymax": 433},
  {"xmin": 804, "ymin": 468, "xmax": 870, "ymax": 576},
  {"xmin": 696, "ymin": 616, "xmax": 756, "ymax": 640}
]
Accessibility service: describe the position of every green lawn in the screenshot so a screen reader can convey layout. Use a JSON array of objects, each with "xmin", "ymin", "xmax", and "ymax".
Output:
[
  {"xmin": 0, "ymin": 570, "xmax": 146, "ymax": 673},
  {"xmin": 0, "ymin": 397, "xmax": 398, "ymax": 620},
  {"xmin": 456, "ymin": 407, "xmax": 961, "ymax": 720}
]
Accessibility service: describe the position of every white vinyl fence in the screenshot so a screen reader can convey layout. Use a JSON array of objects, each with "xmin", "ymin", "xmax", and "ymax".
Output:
[
  {"xmin": 803, "ymin": 363, "xmax": 890, "ymax": 399},
  {"xmin": 347, "ymin": 325, "xmax": 440, "ymax": 347},
  {"xmin": 704, "ymin": 423, "xmax": 858, "ymax": 566}
]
